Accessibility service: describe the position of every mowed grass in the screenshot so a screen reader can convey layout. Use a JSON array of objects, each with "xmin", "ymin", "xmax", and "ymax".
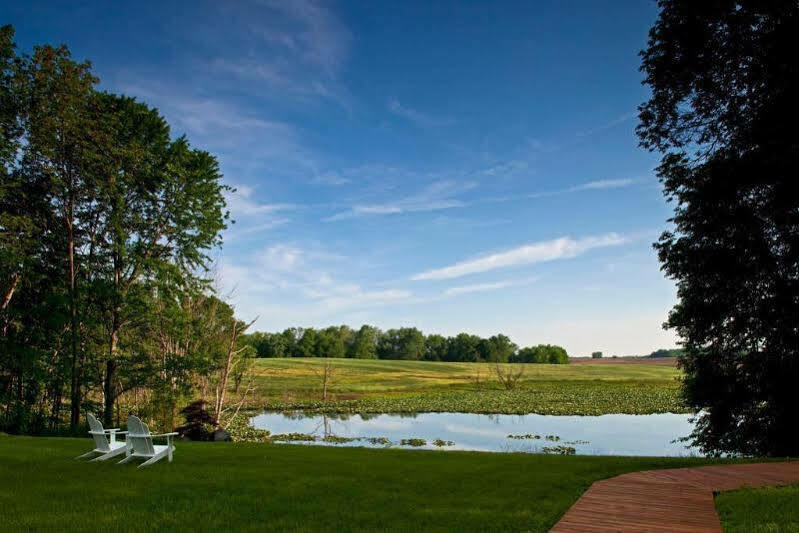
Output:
[
  {"xmin": 247, "ymin": 358, "xmax": 685, "ymax": 415},
  {"xmin": 716, "ymin": 484, "xmax": 799, "ymax": 532},
  {"xmin": 1, "ymin": 434, "xmax": 725, "ymax": 532}
]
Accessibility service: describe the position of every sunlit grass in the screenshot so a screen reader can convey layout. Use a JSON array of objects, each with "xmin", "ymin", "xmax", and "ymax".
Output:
[
  {"xmin": 716, "ymin": 484, "xmax": 799, "ymax": 532},
  {"xmin": 1, "ymin": 434, "xmax": 726, "ymax": 532}
]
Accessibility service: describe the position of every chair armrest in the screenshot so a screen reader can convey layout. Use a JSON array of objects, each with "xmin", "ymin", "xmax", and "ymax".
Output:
[
  {"xmin": 104, "ymin": 428, "xmax": 121, "ymax": 433},
  {"xmin": 114, "ymin": 431, "xmax": 128, "ymax": 435},
  {"xmin": 150, "ymin": 432, "xmax": 179, "ymax": 437}
]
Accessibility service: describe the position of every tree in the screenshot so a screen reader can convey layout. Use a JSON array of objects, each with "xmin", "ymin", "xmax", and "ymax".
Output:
[
  {"xmin": 494, "ymin": 362, "xmax": 524, "ymax": 390},
  {"xmin": 281, "ymin": 328, "xmax": 302, "ymax": 357},
  {"xmin": 297, "ymin": 328, "xmax": 318, "ymax": 358},
  {"xmin": 510, "ymin": 345, "xmax": 569, "ymax": 364},
  {"xmin": 92, "ymin": 94, "xmax": 229, "ymax": 426},
  {"xmin": 377, "ymin": 328, "xmax": 425, "ymax": 360},
  {"xmin": 316, "ymin": 325, "xmax": 351, "ymax": 358},
  {"xmin": 423, "ymin": 334, "xmax": 448, "ymax": 361},
  {"xmin": 0, "ymin": 25, "xmax": 27, "ymax": 322},
  {"xmin": 591, "ymin": 351, "xmax": 602, "ymax": 359},
  {"xmin": 211, "ymin": 313, "xmax": 255, "ymax": 428},
  {"xmin": 480, "ymin": 334, "xmax": 518, "ymax": 363},
  {"xmin": 348, "ymin": 325, "xmax": 378, "ymax": 359},
  {"xmin": 0, "ymin": 26, "xmax": 234, "ymax": 435},
  {"xmin": 445, "ymin": 333, "xmax": 481, "ymax": 362},
  {"xmin": 312, "ymin": 359, "xmax": 337, "ymax": 401},
  {"xmin": 16, "ymin": 40, "xmax": 101, "ymax": 429},
  {"xmin": 639, "ymin": 1, "xmax": 799, "ymax": 455}
]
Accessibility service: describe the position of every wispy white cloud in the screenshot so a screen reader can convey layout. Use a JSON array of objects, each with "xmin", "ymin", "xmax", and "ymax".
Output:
[
  {"xmin": 388, "ymin": 98, "xmax": 452, "ymax": 127},
  {"xmin": 201, "ymin": 0, "xmax": 352, "ymax": 108},
  {"xmin": 312, "ymin": 171, "xmax": 351, "ymax": 186},
  {"xmin": 412, "ymin": 233, "xmax": 627, "ymax": 281},
  {"xmin": 221, "ymin": 185, "xmax": 296, "ymax": 242},
  {"xmin": 225, "ymin": 219, "xmax": 290, "ymax": 241},
  {"xmin": 576, "ymin": 111, "xmax": 637, "ymax": 138},
  {"xmin": 220, "ymin": 242, "xmax": 412, "ymax": 320},
  {"xmin": 115, "ymin": 83, "xmax": 315, "ymax": 178},
  {"xmin": 224, "ymin": 185, "xmax": 297, "ymax": 216},
  {"xmin": 443, "ymin": 276, "xmax": 539, "ymax": 296},
  {"xmin": 326, "ymin": 179, "xmax": 477, "ymax": 221},
  {"xmin": 257, "ymin": 0, "xmax": 352, "ymax": 75},
  {"xmin": 528, "ymin": 178, "xmax": 643, "ymax": 199},
  {"xmin": 573, "ymin": 178, "xmax": 638, "ymax": 190},
  {"xmin": 479, "ymin": 160, "xmax": 529, "ymax": 177}
]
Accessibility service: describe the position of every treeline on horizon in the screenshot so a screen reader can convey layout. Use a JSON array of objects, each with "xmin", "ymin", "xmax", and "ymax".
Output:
[{"xmin": 242, "ymin": 326, "xmax": 569, "ymax": 364}]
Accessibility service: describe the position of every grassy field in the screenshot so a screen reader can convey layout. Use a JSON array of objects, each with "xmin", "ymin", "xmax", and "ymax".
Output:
[
  {"xmin": 1, "ymin": 434, "xmax": 728, "ymax": 532},
  {"xmin": 716, "ymin": 483, "xmax": 799, "ymax": 532},
  {"xmin": 246, "ymin": 358, "xmax": 685, "ymax": 415}
]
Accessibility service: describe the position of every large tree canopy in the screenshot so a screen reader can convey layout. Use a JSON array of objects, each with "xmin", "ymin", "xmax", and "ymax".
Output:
[
  {"xmin": 0, "ymin": 26, "xmax": 237, "ymax": 433},
  {"xmin": 639, "ymin": 1, "xmax": 799, "ymax": 455}
]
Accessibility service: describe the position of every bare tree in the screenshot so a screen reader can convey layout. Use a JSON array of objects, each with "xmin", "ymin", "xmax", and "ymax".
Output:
[
  {"xmin": 469, "ymin": 368, "xmax": 487, "ymax": 390},
  {"xmin": 494, "ymin": 362, "xmax": 525, "ymax": 390},
  {"xmin": 212, "ymin": 316, "xmax": 257, "ymax": 427},
  {"xmin": 312, "ymin": 359, "xmax": 337, "ymax": 401}
]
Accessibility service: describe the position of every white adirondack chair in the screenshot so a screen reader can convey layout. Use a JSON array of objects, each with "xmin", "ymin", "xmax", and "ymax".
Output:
[
  {"xmin": 118, "ymin": 415, "xmax": 177, "ymax": 468},
  {"xmin": 75, "ymin": 413, "xmax": 128, "ymax": 461}
]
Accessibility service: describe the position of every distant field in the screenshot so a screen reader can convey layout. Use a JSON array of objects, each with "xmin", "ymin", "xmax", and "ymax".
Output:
[
  {"xmin": 246, "ymin": 358, "xmax": 685, "ymax": 415},
  {"xmin": 569, "ymin": 356, "xmax": 678, "ymax": 366}
]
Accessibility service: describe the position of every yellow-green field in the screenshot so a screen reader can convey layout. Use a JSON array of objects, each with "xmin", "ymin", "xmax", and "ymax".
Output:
[{"xmin": 246, "ymin": 358, "xmax": 684, "ymax": 415}]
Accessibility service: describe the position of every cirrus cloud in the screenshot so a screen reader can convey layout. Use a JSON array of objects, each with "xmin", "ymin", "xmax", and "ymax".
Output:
[{"xmin": 412, "ymin": 233, "xmax": 627, "ymax": 281}]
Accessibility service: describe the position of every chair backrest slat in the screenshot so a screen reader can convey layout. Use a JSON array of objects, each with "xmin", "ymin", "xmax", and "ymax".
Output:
[
  {"xmin": 87, "ymin": 413, "xmax": 110, "ymax": 452},
  {"xmin": 127, "ymin": 415, "xmax": 155, "ymax": 456}
]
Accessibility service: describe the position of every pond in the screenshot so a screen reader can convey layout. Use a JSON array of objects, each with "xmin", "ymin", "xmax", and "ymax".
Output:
[{"xmin": 250, "ymin": 411, "xmax": 699, "ymax": 456}]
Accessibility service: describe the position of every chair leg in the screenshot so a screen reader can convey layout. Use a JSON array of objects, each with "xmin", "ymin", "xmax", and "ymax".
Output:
[
  {"xmin": 75, "ymin": 450, "xmax": 99, "ymax": 460},
  {"xmin": 117, "ymin": 454, "xmax": 137, "ymax": 465},
  {"xmin": 94, "ymin": 446, "xmax": 128, "ymax": 462},
  {"xmin": 168, "ymin": 445, "xmax": 174, "ymax": 462},
  {"xmin": 138, "ymin": 449, "xmax": 168, "ymax": 469}
]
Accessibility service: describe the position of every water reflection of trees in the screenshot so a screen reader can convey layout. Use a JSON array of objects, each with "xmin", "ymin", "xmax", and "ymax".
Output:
[{"xmin": 270, "ymin": 410, "xmax": 421, "ymax": 422}]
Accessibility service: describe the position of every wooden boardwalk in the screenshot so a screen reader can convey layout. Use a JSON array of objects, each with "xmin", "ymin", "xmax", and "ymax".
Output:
[{"xmin": 551, "ymin": 462, "xmax": 799, "ymax": 532}]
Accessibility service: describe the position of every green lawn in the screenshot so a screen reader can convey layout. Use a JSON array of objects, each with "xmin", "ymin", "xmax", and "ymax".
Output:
[
  {"xmin": 1, "ymin": 434, "xmax": 723, "ymax": 532},
  {"xmin": 717, "ymin": 484, "xmax": 799, "ymax": 532},
  {"xmin": 246, "ymin": 358, "xmax": 685, "ymax": 415}
]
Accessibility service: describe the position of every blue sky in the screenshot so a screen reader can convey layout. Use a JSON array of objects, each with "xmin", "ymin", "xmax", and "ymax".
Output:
[{"xmin": 4, "ymin": 1, "xmax": 679, "ymax": 356}]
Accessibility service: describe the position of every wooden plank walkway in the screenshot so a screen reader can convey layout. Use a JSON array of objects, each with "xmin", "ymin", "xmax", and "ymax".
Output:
[{"xmin": 551, "ymin": 462, "xmax": 799, "ymax": 532}]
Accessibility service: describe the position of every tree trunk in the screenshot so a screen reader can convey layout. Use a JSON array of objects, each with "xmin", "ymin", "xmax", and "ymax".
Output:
[
  {"xmin": 104, "ymin": 251, "xmax": 122, "ymax": 427},
  {"xmin": 103, "ymin": 328, "xmax": 118, "ymax": 427},
  {"xmin": 214, "ymin": 321, "xmax": 238, "ymax": 426},
  {"xmin": 67, "ymin": 191, "xmax": 81, "ymax": 430},
  {"xmin": 1, "ymin": 273, "xmax": 18, "ymax": 311}
]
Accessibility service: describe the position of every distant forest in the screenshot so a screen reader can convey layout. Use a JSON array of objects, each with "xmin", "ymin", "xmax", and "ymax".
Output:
[
  {"xmin": 594, "ymin": 348, "xmax": 684, "ymax": 359},
  {"xmin": 646, "ymin": 349, "xmax": 684, "ymax": 358},
  {"xmin": 242, "ymin": 326, "xmax": 569, "ymax": 364}
]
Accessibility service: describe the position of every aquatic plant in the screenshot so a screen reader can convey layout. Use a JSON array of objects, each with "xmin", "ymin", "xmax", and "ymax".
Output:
[
  {"xmin": 271, "ymin": 433, "xmax": 317, "ymax": 442},
  {"xmin": 364, "ymin": 437, "xmax": 391, "ymax": 446},
  {"xmin": 321, "ymin": 435, "xmax": 358, "ymax": 444},
  {"xmin": 263, "ymin": 381, "xmax": 684, "ymax": 417},
  {"xmin": 540, "ymin": 445, "xmax": 576, "ymax": 455}
]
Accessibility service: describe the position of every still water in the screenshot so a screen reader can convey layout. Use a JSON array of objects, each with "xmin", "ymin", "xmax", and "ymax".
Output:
[{"xmin": 250, "ymin": 411, "xmax": 698, "ymax": 456}]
